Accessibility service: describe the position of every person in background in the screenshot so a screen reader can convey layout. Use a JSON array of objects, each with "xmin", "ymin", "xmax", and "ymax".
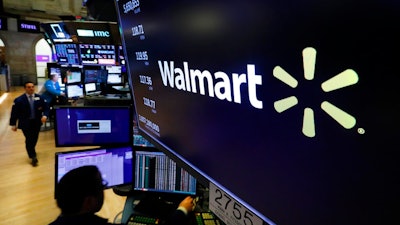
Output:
[
  {"xmin": 50, "ymin": 165, "xmax": 195, "ymax": 225},
  {"xmin": 9, "ymin": 81, "xmax": 49, "ymax": 166},
  {"xmin": 41, "ymin": 73, "xmax": 66, "ymax": 107}
]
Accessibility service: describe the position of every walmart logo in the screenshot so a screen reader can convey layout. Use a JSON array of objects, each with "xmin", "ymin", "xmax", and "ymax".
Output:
[{"xmin": 273, "ymin": 47, "xmax": 359, "ymax": 138}]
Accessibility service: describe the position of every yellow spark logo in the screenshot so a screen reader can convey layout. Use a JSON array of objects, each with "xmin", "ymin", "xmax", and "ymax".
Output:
[{"xmin": 273, "ymin": 47, "xmax": 359, "ymax": 138}]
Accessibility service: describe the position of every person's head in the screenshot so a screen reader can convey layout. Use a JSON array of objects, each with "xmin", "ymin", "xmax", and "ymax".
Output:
[
  {"xmin": 24, "ymin": 81, "xmax": 35, "ymax": 95},
  {"xmin": 55, "ymin": 165, "xmax": 105, "ymax": 216},
  {"xmin": 50, "ymin": 73, "xmax": 59, "ymax": 82}
]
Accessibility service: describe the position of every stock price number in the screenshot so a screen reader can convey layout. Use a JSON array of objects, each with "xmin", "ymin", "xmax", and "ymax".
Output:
[
  {"xmin": 139, "ymin": 75, "xmax": 152, "ymax": 85},
  {"xmin": 135, "ymin": 51, "xmax": 148, "ymax": 61},
  {"xmin": 143, "ymin": 97, "xmax": 156, "ymax": 109},
  {"xmin": 209, "ymin": 183, "xmax": 263, "ymax": 225}
]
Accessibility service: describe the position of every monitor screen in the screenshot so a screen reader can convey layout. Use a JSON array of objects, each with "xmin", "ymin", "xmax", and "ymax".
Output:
[
  {"xmin": 133, "ymin": 147, "xmax": 197, "ymax": 196},
  {"xmin": 84, "ymin": 67, "xmax": 108, "ymax": 83},
  {"xmin": 55, "ymin": 145, "xmax": 133, "ymax": 191},
  {"xmin": 64, "ymin": 21, "xmax": 120, "ymax": 45},
  {"xmin": 67, "ymin": 71, "xmax": 81, "ymax": 83},
  {"xmin": 65, "ymin": 84, "xmax": 84, "ymax": 99},
  {"xmin": 58, "ymin": 77, "xmax": 65, "ymax": 89},
  {"xmin": 85, "ymin": 82, "xmax": 97, "ymax": 93},
  {"xmin": 106, "ymin": 65, "xmax": 123, "ymax": 84},
  {"xmin": 115, "ymin": 1, "xmax": 399, "ymax": 225},
  {"xmin": 107, "ymin": 74, "xmax": 122, "ymax": 84},
  {"xmin": 60, "ymin": 66, "xmax": 83, "ymax": 84},
  {"xmin": 54, "ymin": 106, "xmax": 133, "ymax": 147},
  {"xmin": 54, "ymin": 43, "xmax": 80, "ymax": 65},
  {"xmin": 41, "ymin": 22, "xmax": 73, "ymax": 43},
  {"xmin": 47, "ymin": 63, "xmax": 61, "ymax": 77},
  {"xmin": 79, "ymin": 44, "xmax": 116, "ymax": 66}
]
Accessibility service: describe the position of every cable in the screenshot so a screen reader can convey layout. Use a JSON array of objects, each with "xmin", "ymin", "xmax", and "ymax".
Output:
[{"xmin": 113, "ymin": 210, "xmax": 124, "ymax": 224}]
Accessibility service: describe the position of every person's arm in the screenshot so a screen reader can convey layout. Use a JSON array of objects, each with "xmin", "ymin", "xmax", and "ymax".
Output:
[
  {"xmin": 40, "ymin": 96, "xmax": 50, "ymax": 122},
  {"xmin": 165, "ymin": 196, "xmax": 195, "ymax": 225},
  {"xmin": 44, "ymin": 80, "xmax": 62, "ymax": 96},
  {"xmin": 9, "ymin": 98, "xmax": 19, "ymax": 131}
]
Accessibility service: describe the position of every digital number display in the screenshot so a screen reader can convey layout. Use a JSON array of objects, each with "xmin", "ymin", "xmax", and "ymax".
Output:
[{"xmin": 209, "ymin": 183, "xmax": 266, "ymax": 225}]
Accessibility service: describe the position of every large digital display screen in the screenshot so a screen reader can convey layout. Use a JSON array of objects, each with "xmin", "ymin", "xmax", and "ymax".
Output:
[
  {"xmin": 116, "ymin": 1, "xmax": 399, "ymax": 225},
  {"xmin": 54, "ymin": 106, "xmax": 132, "ymax": 147},
  {"xmin": 79, "ymin": 44, "xmax": 116, "ymax": 65},
  {"xmin": 54, "ymin": 43, "xmax": 80, "ymax": 65},
  {"xmin": 41, "ymin": 22, "xmax": 72, "ymax": 42}
]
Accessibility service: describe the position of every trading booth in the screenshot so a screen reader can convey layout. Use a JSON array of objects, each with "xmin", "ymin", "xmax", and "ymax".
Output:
[
  {"xmin": 45, "ymin": 0, "xmax": 399, "ymax": 225},
  {"xmin": 41, "ymin": 21, "xmax": 131, "ymax": 107}
]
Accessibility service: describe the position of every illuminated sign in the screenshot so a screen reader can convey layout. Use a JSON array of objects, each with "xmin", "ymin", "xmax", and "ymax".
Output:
[
  {"xmin": 273, "ymin": 47, "xmax": 358, "ymax": 137},
  {"xmin": 77, "ymin": 29, "xmax": 110, "ymax": 38},
  {"xmin": 17, "ymin": 19, "xmax": 40, "ymax": 33}
]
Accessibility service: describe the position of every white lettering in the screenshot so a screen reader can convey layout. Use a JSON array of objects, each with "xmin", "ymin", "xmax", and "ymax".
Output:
[
  {"xmin": 21, "ymin": 23, "xmax": 37, "ymax": 30},
  {"xmin": 94, "ymin": 31, "xmax": 110, "ymax": 37},
  {"xmin": 123, "ymin": 0, "xmax": 140, "ymax": 14},
  {"xmin": 158, "ymin": 61, "xmax": 263, "ymax": 109}
]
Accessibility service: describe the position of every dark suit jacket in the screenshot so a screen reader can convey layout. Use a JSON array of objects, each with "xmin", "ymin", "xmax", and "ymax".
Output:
[
  {"xmin": 10, "ymin": 93, "xmax": 50, "ymax": 130},
  {"xmin": 165, "ymin": 210, "xmax": 190, "ymax": 225}
]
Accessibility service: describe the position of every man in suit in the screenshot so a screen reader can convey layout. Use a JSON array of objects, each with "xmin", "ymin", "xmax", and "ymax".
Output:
[{"xmin": 10, "ymin": 81, "xmax": 49, "ymax": 166}]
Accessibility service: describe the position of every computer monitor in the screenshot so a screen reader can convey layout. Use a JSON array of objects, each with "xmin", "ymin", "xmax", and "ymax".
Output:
[
  {"xmin": 41, "ymin": 22, "xmax": 73, "ymax": 43},
  {"xmin": 133, "ymin": 146, "xmax": 197, "ymax": 196},
  {"xmin": 84, "ymin": 82, "xmax": 100, "ymax": 95},
  {"xmin": 65, "ymin": 84, "xmax": 84, "ymax": 99},
  {"xmin": 79, "ymin": 44, "xmax": 116, "ymax": 66},
  {"xmin": 54, "ymin": 106, "xmax": 133, "ymax": 147},
  {"xmin": 58, "ymin": 77, "xmax": 65, "ymax": 89},
  {"xmin": 84, "ymin": 66, "xmax": 108, "ymax": 84},
  {"xmin": 107, "ymin": 74, "xmax": 122, "ymax": 84},
  {"xmin": 106, "ymin": 65, "xmax": 123, "ymax": 84},
  {"xmin": 54, "ymin": 43, "xmax": 80, "ymax": 65},
  {"xmin": 55, "ymin": 145, "xmax": 134, "ymax": 192},
  {"xmin": 47, "ymin": 62, "xmax": 61, "ymax": 77}
]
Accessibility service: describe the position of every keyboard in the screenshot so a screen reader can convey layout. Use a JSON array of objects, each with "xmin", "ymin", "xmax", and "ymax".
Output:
[
  {"xmin": 127, "ymin": 214, "xmax": 161, "ymax": 225},
  {"xmin": 194, "ymin": 212, "xmax": 223, "ymax": 225}
]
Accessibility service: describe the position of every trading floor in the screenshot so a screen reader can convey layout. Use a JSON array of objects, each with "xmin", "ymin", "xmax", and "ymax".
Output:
[{"xmin": 0, "ymin": 82, "xmax": 126, "ymax": 225}]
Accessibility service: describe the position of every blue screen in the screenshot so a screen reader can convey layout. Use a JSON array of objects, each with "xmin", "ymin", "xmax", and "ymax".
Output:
[{"xmin": 54, "ymin": 106, "xmax": 132, "ymax": 147}]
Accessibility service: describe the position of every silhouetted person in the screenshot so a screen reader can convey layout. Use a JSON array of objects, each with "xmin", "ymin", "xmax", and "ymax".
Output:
[{"xmin": 50, "ymin": 165, "xmax": 195, "ymax": 225}]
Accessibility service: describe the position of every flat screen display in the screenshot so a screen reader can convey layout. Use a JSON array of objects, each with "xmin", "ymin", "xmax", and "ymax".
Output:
[
  {"xmin": 41, "ymin": 22, "xmax": 72, "ymax": 43},
  {"xmin": 55, "ymin": 145, "xmax": 133, "ymax": 190},
  {"xmin": 106, "ymin": 65, "xmax": 123, "ymax": 84},
  {"xmin": 54, "ymin": 106, "xmax": 132, "ymax": 147},
  {"xmin": 115, "ymin": 1, "xmax": 399, "ymax": 225},
  {"xmin": 85, "ymin": 82, "xmax": 97, "ymax": 93},
  {"xmin": 79, "ymin": 44, "xmax": 116, "ymax": 65},
  {"xmin": 133, "ymin": 147, "xmax": 197, "ymax": 196},
  {"xmin": 84, "ymin": 67, "xmax": 108, "ymax": 83},
  {"xmin": 65, "ymin": 84, "xmax": 84, "ymax": 98},
  {"xmin": 54, "ymin": 43, "xmax": 80, "ymax": 65},
  {"xmin": 60, "ymin": 67, "xmax": 82, "ymax": 84}
]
